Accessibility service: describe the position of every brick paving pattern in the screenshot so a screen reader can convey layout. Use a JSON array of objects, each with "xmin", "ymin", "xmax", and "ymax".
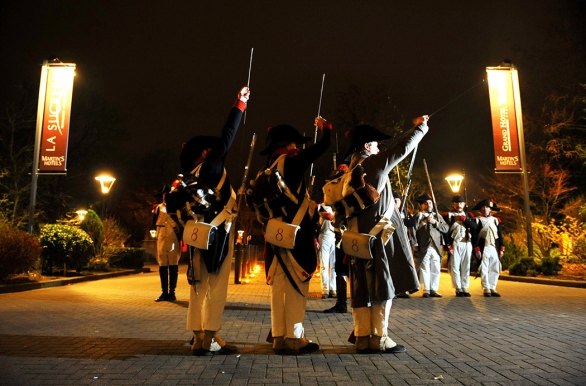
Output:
[{"xmin": 1, "ymin": 263, "xmax": 585, "ymax": 385}]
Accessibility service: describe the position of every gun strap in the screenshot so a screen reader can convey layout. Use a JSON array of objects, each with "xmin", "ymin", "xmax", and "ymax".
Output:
[{"xmin": 274, "ymin": 249, "xmax": 304, "ymax": 297}]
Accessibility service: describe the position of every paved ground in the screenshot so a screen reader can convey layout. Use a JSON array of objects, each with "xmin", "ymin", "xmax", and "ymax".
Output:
[{"xmin": 1, "ymin": 262, "xmax": 585, "ymax": 386}]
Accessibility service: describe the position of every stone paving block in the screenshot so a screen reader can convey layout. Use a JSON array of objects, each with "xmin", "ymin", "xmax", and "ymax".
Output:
[{"xmin": 2, "ymin": 267, "xmax": 586, "ymax": 385}]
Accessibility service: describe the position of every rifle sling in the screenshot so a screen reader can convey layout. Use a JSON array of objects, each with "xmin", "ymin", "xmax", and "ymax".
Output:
[{"xmin": 274, "ymin": 249, "xmax": 304, "ymax": 297}]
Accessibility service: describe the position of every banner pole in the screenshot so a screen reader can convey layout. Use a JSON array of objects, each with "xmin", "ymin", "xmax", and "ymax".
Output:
[{"xmin": 28, "ymin": 60, "xmax": 49, "ymax": 234}]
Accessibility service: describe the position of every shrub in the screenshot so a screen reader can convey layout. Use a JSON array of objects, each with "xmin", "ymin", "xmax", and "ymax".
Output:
[
  {"xmin": 526, "ymin": 269, "xmax": 539, "ymax": 277},
  {"xmin": 0, "ymin": 223, "xmax": 42, "ymax": 279},
  {"xmin": 86, "ymin": 256, "xmax": 110, "ymax": 271},
  {"xmin": 502, "ymin": 234, "xmax": 527, "ymax": 270},
  {"xmin": 80, "ymin": 209, "xmax": 104, "ymax": 256},
  {"xmin": 509, "ymin": 257, "xmax": 539, "ymax": 276},
  {"xmin": 540, "ymin": 256, "xmax": 563, "ymax": 276},
  {"xmin": 102, "ymin": 218, "xmax": 130, "ymax": 249},
  {"xmin": 108, "ymin": 247, "xmax": 145, "ymax": 269},
  {"xmin": 39, "ymin": 224, "xmax": 93, "ymax": 274}
]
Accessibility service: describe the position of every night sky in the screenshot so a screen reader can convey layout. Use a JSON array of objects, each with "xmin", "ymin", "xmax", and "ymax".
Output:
[{"xmin": 1, "ymin": 1, "xmax": 585, "ymax": 205}]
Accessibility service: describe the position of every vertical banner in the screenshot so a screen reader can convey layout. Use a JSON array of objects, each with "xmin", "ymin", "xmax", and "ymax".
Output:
[
  {"xmin": 486, "ymin": 67, "xmax": 522, "ymax": 172},
  {"xmin": 39, "ymin": 64, "xmax": 75, "ymax": 172}
]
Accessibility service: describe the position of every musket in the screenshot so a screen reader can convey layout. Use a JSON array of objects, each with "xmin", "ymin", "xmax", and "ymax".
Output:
[
  {"xmin": 308, "ymin": 73, "xmax": 326, "ymax": 196},
  {"xmin": 423, "ymin": 158, "xmax": 438, "ymax": 219},
  {"xmin": 243, "ymin": 48, "xmax": 254, "ymax": 125},
  {"xmin": 235, "ymin": 133, "xmax": 256, "ymax": 218},
  {"xmin": 395, "ymin": 165, "xmax": 404, "ymax": 195},
  {"xmin": 379, "ymin": 79, "xmax": 485, "ymax": 154},
  {"xmin": 400, "ymin": 145, "xmax": 418, "ymax": 216}
]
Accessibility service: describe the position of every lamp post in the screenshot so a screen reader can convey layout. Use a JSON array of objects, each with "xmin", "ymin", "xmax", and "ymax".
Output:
[
  {"xmin": 75, "ymin": 209, "xmax": 88, "ymax": 223},
  {"xmin": 445, "ymin": 174, "xmax": 464, "ymax": 194},
  {"xmin": 234, "ymin": 230, "xmax": 244, "ymax": 284},
  {"xmin": 95, "ymin": 174, "xmax": 116, "ymax": 219}
]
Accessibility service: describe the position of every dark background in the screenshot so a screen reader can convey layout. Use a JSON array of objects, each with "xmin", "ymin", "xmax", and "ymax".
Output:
[{"xmin": 1, "ymin": 1, "xmax": 584, "ymax": 235}]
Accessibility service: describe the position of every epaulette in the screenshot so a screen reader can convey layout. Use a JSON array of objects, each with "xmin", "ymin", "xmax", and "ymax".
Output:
[
  {"xmin": 152, "ymin": 204, "xmax": 159, "ymax": 213},
  {"xmin": 441, "ymin": 211, "xmax": 449, "ymax": 217},
  {"xmin": 496, "ymin": 217, "xmax": 502, "ymax": 223},
  {"xmin": 467, "ymin": 212, "xmax": 475, "ymax": 219}
]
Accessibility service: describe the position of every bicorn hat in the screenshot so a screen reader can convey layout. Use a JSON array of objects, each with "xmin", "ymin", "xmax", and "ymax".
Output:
[
  {"xmin": 392, "ymin": 191, "xmax": 401, "ymax": 200},
  {"xmin": 343, "ymin": 124, "xmax": 393, "ymax": 160},
  {"xmin": 416, "ymin": 193, "xmax": 433, "ymax": 204},
  {"xmin": 180, "ymin": 136, "xmax": 220, "ymax": 174},
  {"xmin": 259, "ymin": 125, "xmax": 311, "ymax": 156},
  {"xmin": 472, "ymin": 198, "xmax": 500, "ymax": 212},
  {"xmin": 452, "ymin": 194, "xmax": 466, "ymax": 203}
]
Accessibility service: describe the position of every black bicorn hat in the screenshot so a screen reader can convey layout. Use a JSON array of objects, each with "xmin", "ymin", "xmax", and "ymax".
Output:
[
  {"xmin": 416, "ymin": 193, "xmax": 433, "ymax": 204},
  {"xmin": 180, "ymin": 136, "xmax": 220, "ymax": 174},
  {"xmin": 472, "ymin": 198, "xmax": 500, "ymax": 212},
  {"xmin": 452, "ymin": 194, "xmax": 466, "ymax": 203},
  {"xmin": 259, "ymin": 125, "xmax": 312, "ymax": 156},
  {"xmin": 154, "ymin": 184, "xmax": 172, "ymax": 198},
  {"xmin": 392, "ymin": 191, "xmax": 401, "ymax": 200},
  {"xmin": 343, "ymin": 124, "xmax": 393, "ymax": 160}
]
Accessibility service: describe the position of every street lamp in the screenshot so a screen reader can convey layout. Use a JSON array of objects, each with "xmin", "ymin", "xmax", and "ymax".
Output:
[
  {"xmin": 95, "ymin": 174, "xmax": 116, "ymax": 218},
  {"xmin": 445, "ymin": 174, "xmax": 464, "ymax": 193},
  {"xmin": 95, "ymin": 175, "xmax": 116, "ymax": 194},
  {"xmin": 76, "ymin": 209, "xmax": 88, "ymax": 222}
]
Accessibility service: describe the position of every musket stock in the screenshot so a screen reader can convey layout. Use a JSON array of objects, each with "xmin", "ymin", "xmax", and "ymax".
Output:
[{"xmin": 423, "ymin": 158, "xmax": 438, "ymax": 217}]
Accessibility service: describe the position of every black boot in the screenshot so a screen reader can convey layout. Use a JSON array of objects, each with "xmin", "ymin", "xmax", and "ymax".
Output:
[
  {"xmin": 167, "ymin": 265, "xmax": 179, "ymax": 302},
  {"xmin": 324, "ymin": 276, "xmax": 347, "ymax": 313},
  {"xmin": 155, "ymin": 266, "xmax": 169, "ymax": 302}
]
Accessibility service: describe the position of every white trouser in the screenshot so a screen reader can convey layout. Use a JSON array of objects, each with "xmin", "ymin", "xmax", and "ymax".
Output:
[
  {"xmin": 156, "ymin": 226, "xmax": 181, "ymax": 266},
  {"xmin": 186, "ymin": 232, "xmax": 234, "ymax": 332},
  {"xmin": 270, "ymin": 249, "xmax": 310, "ymax": 339},
  {"xmin": 352, "ymin": 301, "xmax": 392, "ymax": 337},
  {"xmin": 419, "ymin": 247, "xmax": 441, "ymax": 292},
  {"xmin": 480, "ymin": 245, "xmax": 500, "ymax": 291},
  {"xmin": 318, "ymin": 232, "xmax": 336, "ymax": 293},
  {"xmin": 449, "ymin": 241, "xmax": 471, "ymax": 290}
]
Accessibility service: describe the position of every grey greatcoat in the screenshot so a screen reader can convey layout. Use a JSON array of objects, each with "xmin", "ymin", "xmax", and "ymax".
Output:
[
  {"xmin": 348, "ymin": 123, "xmax": 428, "ymax": 308},
  {"xmin": 412, "ymin": 211, "xmax": 449, "ymax": 269}
]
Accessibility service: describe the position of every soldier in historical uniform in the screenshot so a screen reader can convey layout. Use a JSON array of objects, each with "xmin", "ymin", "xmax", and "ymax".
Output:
[
  {"xmin": 471, "ymin": 198, "xmax": 504, "ymax": 297},
  {"xmin": 316, "ymin": 205, "xmax": 337, "ymax": 299},
  {"xmin": 344, "ymin": 116, "xmax": 428, "ymax": 354},
  {"xmin": 412, "ymin": 193, "xmax": 449, "ymax": 298},
  {"xmin": 261, "ymin": 117, "xmax": 331, "ymax": 355},
  {"xmin": 178, "ymin": 86, "xmax": 250, "ymax": 355},
  {"xmin": 152, "ymin": 184, "xmax": 180, "ymax": 302},
  {"xmin": 442, "ymin": 194, "xmax": 477, "ymax": 297}
]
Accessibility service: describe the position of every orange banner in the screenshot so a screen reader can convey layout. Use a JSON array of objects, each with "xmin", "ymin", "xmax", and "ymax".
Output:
[
  {"xmin": 39, "ymin": 65, "xmax": 75, "ymax": 172},
  {"xmin": 486, "ymin": 68, "xmax": 522, "ymax": 172}
]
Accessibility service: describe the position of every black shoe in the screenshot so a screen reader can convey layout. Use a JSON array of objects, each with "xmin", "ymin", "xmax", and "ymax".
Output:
[
  {"xmin": 484, "ymin": 292, "xmax": 491, "ymax": 297},
  {"xmin": 167, "ymin": 293, "xmax": 176, "ymax": 302},
  {"xmin": 155, "ymin": 293, "xmax": 168, "ymax": 302},
  {"xmin": 422, "ymin": 293, "xmax": 430, "ymax": 298},
  {"xmin": 323, "ymin": 303, "xmax": 347, "ymax": 313},
  {"xmin": 382, "ymin": 344, "xmax": 406, "ymax": 354},
  {"xmin": 283, "ymin": 341, "xmax": 320, "ymax": 355},
  {"xmin": 463, "ymin": 291, "xmax": 471, "ymax": 297},
  {"xmin": 456, "ymin": 291, "xmax": 465, "ymax": 297},
  {"xmin": 490, "ymin": 291, "xmax": 501, "ymax": 297},
  {"xmin": 395, "ymin": 292, "xmax": 411, "ymax": 299},
  {"xmin": 191, "ymin": 348, "xmax": 207, "ymax": 356},
  {"xmin": 321, "ymin": 294, "xmax": 328, "ymax": 299},
  {"xmin": 430, "ymin": 292, "xmax": 442, "ymax": 298}
]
